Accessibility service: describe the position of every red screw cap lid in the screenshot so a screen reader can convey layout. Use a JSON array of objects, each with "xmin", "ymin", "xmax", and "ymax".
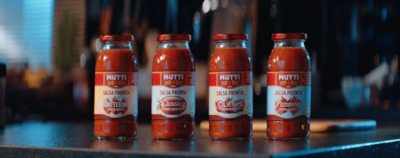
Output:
[
  {"xmin": 213, "ymin": 34, "xmax": 248, "ymax": 40},
  {"xmin": 100, "ymin": 35, "xmax": 134, "ymax": 42},
  {"xmin": 271, "ymin": 33, "xmax": 307, "ymax": 40},
  {"xmin": 157, "ymin": 34, "xmax": 192, "ymax": 41}
]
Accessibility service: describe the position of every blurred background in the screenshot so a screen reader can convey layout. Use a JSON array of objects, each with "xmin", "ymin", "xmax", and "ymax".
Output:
[{"xmin": 0, "ymin": 0, "xmax": 399, "ymax": 123}]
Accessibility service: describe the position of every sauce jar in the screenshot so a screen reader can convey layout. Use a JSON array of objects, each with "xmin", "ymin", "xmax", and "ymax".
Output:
[
  {"xmin": 94, "ymin": 35, "xmax": 138, "ymax": 140},
  {"xmin": 209, "ymin": 34, "xmax": 253, "ymax": 139},
  {"xmin": 267, "ymin": 33, "xmax": 311, "ymax": 139},
  {"xmin": 152, "ymin": 34, "xmax": 195, "ymax": 139}
]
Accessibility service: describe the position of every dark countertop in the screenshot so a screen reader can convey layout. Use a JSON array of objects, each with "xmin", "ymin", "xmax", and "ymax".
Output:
[{"xmin": 0, "ymin": 121, "xmax": 400, "ymax": 158}]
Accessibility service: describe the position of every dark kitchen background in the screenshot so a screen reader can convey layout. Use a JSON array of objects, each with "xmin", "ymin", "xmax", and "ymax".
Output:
[{"xmin": 0, "ymin": 0, "xmax": 399, "ymax": 123}]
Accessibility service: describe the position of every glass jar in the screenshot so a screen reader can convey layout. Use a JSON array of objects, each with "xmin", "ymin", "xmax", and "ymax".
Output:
[
  {"xmin": 209, "ymin": 34, "xmax": 253, "ymax": 139},
  {"xmin": 152, "ymin": 34, "xmax": 195, "ymax": 139},
  {"xmin": 266, "ymin": 33, "xmax": 311, "ymax": 139},
  {"xmin": 94, "ymin": 35, "xmax": 138, "ymax": 140}
]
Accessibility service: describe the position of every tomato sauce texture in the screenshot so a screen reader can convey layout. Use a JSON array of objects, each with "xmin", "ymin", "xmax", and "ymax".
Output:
[
  {"xmin": 209, "ymin": 47, "xmax": 253, "ymax": 139},
  {"xmin": 152, "ymin": 48, "xmax": 195, "ymax": 139},
  {"xmin": 94, "ymin": 48, "xmax": 138, "ymax": 138},
  {"xmin": 267, "ymin": 46, "xmax": 311, "ymax": 139}
]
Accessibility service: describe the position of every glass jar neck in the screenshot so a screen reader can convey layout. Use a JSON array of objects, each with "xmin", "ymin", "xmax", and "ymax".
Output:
[
  {"xmin": 214, "ymin": 40, "xmax": 246, "ymax": 48},
  {"xmin": 102, "ymin": 41, "xmax": 132, "ymax": 50},
  {"xmin": 158, "ymin": 41, "xmax": 190, "ymax": 49},
  {"xmin": 273, "ymin": 39, "xmax": 305, "ymax": 48}
]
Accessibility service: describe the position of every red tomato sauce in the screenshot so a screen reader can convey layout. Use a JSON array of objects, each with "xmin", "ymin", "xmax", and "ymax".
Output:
[
  {"xmin": 152, "ymin": 46, "xmax": 195, "ymax": 139},
  {"xmin": 267, "ymin": 38, "xmax": 311, "ymax": 139},
  {"xmin": 94, "ymin": 48, "xmax": 138, "ymax": 138},
  {"xmin": 209, "ymin": 47, "xmax": 253, "ymax": 139}
]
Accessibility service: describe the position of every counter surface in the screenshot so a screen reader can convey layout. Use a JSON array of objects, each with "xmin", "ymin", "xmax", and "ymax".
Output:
[{"xmin": 0, "ymin": 121, "xmax": 399, "ymax": 157}]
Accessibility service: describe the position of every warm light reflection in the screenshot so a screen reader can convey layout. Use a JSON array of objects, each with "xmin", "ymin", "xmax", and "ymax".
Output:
[
  {"xmin": 215, "ymin": 56, "xmax": 220, "ymax": 63},
  {"xmin": 160, "ymin": 54, "xmax": 166, "ymax": 61}
]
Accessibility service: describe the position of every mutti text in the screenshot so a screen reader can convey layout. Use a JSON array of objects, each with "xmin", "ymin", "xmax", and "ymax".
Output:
[
  {"xmin": 278, "ymin": 74, "xmax": 299, "ymax": 80},
  {"xmin": 107, "ymin": 74, "xmax": 127, "ymax": 81},
  {"xmin": 220, "ymin": 74, "xmax": 240, "ymax": 80},
  {"xmin": 164, "ymin": 74, "xmax": 184, "ymax": 80}
]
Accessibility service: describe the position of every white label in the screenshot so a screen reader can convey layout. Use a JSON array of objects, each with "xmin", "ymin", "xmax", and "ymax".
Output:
[
  {"xmin": 209, "ymin": 72, "xmax": 253, "ymax": 119},
  {"xmin": 266, "ymin": 72, "xmax": 311, "ymax": 119},
  {"xmin": 151, "ymin": 86, "xmax": 195, "ymax": 118},
  {"xmin": 94, "ymin": 72, "xmax": 138, "ymax": 118},
  {"xmin": 209, "ymin": 86, "xmax": 253, "ymax": 119},
  {"xmin": 267, "ymin": 86, "xmax": 311, "ymax": 118},
  {"xmin": 151, "ymin": 72, "xmax": 195, "ymax": 118}
]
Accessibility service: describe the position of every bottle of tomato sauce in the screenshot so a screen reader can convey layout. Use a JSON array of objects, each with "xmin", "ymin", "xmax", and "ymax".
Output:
[
  {"xmin": 152, "ymin": 34, "xmax": 195, "ymax": 139},
  {"xmin": 267, "ymin": 33, "xmax": 311, "ymax": 139},
  {"xmin": 94, "ymin": 35, "xmax": 138, "ymax": 139},
  {"xmin": 209, "ymin": 34, "xmax": 253, "ymax": 139}
]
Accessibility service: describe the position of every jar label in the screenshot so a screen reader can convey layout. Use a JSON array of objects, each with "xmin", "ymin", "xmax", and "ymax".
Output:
[
  {"xmin": 151, "ymin": 72, "xmax": 195, "ymax": 119},
  {"xmin": 94, "ymin": 72, "xmax": 138, "ymax": 118},
  {"xmin": 209, "ymin": 72, "xmax": 253, "ymax": 120},
  {"xmin": 267, "ymin": 72, "xmax": 311, "ymax": 120}
]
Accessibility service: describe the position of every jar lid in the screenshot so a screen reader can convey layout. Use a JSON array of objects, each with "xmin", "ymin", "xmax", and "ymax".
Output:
[
  {"xmin": 213, "ymin": 34, "xmax": 248, "ymax": 40},
  {"xmin": 272, "ymin": 33, "xmax": 307, "ymax": 40},
  {"xmin": 157, "ymin": 34, "xmax": 192, "ymax": 41},
  {"xmin": 100, "ymin": 35, "xmax": 134, "ymax": 42}
]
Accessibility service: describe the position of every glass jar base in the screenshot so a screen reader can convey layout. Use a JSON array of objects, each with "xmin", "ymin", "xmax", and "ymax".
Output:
[
  {"xmin": 153, "ymin": 137, "xmax": 191, "ymax": 141},
  {"xmin": 211, "ymin": 137, "xmax": 250, "ymax": 141},
  {"xmin": 151, "ymin": 116, "xmax": 195, "ymax": 140},
  {"xmin": 96, "ymin": 136, "xmax": 135, "ymax": 141},
  {"xmin": 268, "ymin": 137, "xmax": 307, "ymax": 140},
  {"xmin": 209, "ymin": 116, "xmax": 253, "ymax": 139},
  {"xmin": 267, "ymin": 118, "xmax": 310, "ymax": 139}
]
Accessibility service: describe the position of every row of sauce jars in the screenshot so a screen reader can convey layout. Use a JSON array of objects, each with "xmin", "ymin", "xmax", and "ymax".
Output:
[{"xmin": 93, "ymin": 33, "xmax": 311, "ymax": 140}]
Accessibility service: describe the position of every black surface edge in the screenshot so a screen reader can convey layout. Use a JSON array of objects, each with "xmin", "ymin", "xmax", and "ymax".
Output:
[
  {"xmin": 0, "ymin": 145, "xmax": 263, "ymax": 158},
  {"xmin": 272, "ymin": 139, "xmax": 400, "ymax": 158}
]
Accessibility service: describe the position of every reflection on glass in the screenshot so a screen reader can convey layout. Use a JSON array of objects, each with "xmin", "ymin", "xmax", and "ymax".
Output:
[
  {"xmin": 268, "ymin": 139, "xmax": 310, "ymax": 154},
  {"xmin": 208, "ymin": 139, "xmax": 253, "ymax": 154},
  {"xmin": 92, "ymin": 139, "xmax": 136, "ymax": 150},
  {"xmin": 151, "ymin": 139, "xmax": 197, "ymax": 152}
]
